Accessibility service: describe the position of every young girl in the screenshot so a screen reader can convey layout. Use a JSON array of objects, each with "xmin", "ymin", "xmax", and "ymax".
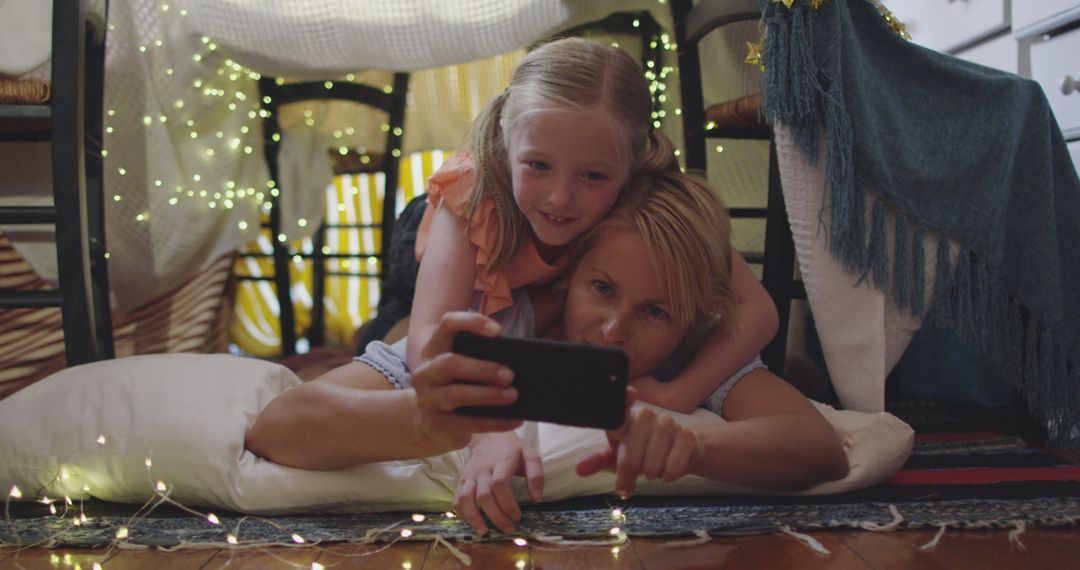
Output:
[
  {"xmin": 407, "ymin": 36, "xmax": 779, "ymax": 414},
  {"xmin": 405, "ymin": 36, "xmax": 677, "ymax": 374}
]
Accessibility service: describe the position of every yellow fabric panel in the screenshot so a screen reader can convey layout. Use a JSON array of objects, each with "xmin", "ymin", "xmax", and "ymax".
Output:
[{"xmin": 230, "ymin": 151, "xmax": 446, "ymax": 356}]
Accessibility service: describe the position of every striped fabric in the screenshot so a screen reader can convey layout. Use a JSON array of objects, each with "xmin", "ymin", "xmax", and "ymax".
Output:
[
  {"xmin": 0, "ymin": 233, "xmax": 234, "ymax": 400},
  {"xmin": 887, "ymin": 431, "xmax": 1080, "ymax": 485}
]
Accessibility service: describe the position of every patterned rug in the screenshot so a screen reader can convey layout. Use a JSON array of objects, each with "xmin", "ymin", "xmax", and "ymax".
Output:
[{"xmin": 4, "ymin": 402, "xmax": 1080, "ymax": 547}]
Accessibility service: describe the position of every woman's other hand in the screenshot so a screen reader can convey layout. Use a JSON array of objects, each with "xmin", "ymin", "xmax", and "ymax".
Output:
[{"xmin": 575, "ymin": 388, "xmax": 702, "ymax": 498}]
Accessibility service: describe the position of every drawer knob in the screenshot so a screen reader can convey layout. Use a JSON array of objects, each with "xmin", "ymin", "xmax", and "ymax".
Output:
[{"xmin": 1063, "ymin": 75, "xmax": 1079, "ymax": 96}]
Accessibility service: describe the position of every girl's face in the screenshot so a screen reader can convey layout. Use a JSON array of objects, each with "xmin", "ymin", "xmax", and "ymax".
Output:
[
  {"xmin": 563, "ymin": 228, "xmax": 692, "ymax": 378},
  {"xmin": 506, "ymin": 109, "xmax": 630, "ymax": 258}
]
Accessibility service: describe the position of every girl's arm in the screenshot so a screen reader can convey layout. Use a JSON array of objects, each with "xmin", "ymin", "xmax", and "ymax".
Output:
[
  {"xmin": 633, "ymin": 250, "xmax": 779, "ymax": 414},
  {"xmin": 406, "ymin": 205, "xmax": 480, "ymax": 371},
  {"xmin": 453, "ymin": 431, "xmax": 544, "ymax": 537},
  {"xmin": 577, "ymin": 374, "xmax": 849, "ymax": 495}
]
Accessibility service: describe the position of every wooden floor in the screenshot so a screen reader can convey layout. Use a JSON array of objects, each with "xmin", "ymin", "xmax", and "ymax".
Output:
[{"xmin": 3, "ymin": 527, "xmax": 1079, "ymax": 569}]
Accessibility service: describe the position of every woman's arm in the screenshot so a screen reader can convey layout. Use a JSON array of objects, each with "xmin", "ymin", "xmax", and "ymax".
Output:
[
  {"xmin": 578, "ymin": 373, "xmax": 849, "ymax": 495},
  {"xmin": 689, "ymin": 370, "xmax": 849, "ymax": 490},
  {"xmin": 246, "ymin": 313, "xmax": 521, "ymax": 470},
  {"xmin": 633, "ymin": 250, "xmax": 780, "ymax": 414},
  {"xmin": 406, "ymin": 205, "xmax": 479, "ymax": 371}
]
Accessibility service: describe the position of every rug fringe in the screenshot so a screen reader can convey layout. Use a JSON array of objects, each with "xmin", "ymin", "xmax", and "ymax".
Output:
[
  {"xmin": 1007, "ymin": 520, "xmax": 1027, "ymax": 551},
  {"xmin": 659, "ymin": 529, "xmax": 711, "ymax": 547},
  {"xmin": 779, "ymin": 525, "xmax": 830, "ymax": 555},
  {"xmin": 532, "ymin": 531, "xmax": 628, "ymax": 547},
  {"xmin": 859, "ymin": 504, "xmax": 903, "ymax": 532},
  {"xmin": 434, "ymin": 535, "xmax": 472, "ymax": 565},
  {"xmin": 918, "ymin": 524, "xmax": 948, "ymax": 551}
]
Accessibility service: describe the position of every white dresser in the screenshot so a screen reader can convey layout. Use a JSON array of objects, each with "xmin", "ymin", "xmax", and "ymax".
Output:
[{"xmin": 886, "ymin": 0, "xmax": 1080, "ymax": 168}]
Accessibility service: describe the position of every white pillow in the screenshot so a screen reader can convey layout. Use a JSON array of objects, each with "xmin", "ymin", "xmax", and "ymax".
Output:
[
  {"xmin": 535, "ymin": 402, "xmax": 912, "ymax": 501},
  {"xmin": 0, "ymin": 354, "xmax": 912, "ymax": 514}
]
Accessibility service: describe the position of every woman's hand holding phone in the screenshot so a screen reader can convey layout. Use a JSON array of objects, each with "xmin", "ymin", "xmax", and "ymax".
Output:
[{"xmin": 411, "ymin": 312, "xmax": 523, "ymax": 451}]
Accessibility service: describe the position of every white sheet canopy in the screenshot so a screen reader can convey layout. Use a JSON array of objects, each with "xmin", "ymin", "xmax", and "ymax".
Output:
[
  {"xmin": 0, "ymin": 0, "xmax": 932, "ymax": 415},
  {"xmin": 0, "ymin": 0, "xmax": 676, "ymax": 312}
]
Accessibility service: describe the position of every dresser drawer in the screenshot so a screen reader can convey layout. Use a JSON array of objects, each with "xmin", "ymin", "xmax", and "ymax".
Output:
[
  {"xmin": 1030, "ymin": 26, "xmax": 1080, "ymax": 139},
  {"xmin": 890, "ymin": 0, "xmax": 1009, "ymax": 53},
  {"xmin": 954, "ymin": 33, "xmax": 1018, "ymax": 74},
  {"xmin": 1012, "ymin": 0, "xmax": 1080, "ymax": 38}
]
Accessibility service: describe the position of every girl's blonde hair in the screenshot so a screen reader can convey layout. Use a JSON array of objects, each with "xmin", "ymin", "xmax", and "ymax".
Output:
[
  {"xmin": 577, "ymin": 170, "xmax": 737, "ymax": 335},
  {"xmin": 467, "ymin": 37, "xmax": 677, "ymax": 270}
]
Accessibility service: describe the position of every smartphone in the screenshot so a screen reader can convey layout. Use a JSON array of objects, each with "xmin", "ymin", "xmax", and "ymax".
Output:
[{"xmin": 451, "ymin": 332, "xmax": 629, "ymax": 430}]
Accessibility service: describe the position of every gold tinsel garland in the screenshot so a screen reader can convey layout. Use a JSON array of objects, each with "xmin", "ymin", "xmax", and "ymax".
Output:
[{"xmin": 746, "ymin": 0, "xmax": 910, "ymax": 71}]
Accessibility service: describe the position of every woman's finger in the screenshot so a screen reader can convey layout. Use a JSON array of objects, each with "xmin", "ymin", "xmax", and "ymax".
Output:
[
  {"xmin": 641, "ymin": 415, "xmax": 676, "ymax": 479},
  {"xmin": 491, "ymin": 459, "xmax": 523, "ymax": 522},
  {"xmin": 521, "ymin": 447, "xmax": 545, "ymax": 503},
  {"xmin": 662, "ymin": 430, "xmax": 698, "ymax": 482},
  {"xmin": 413, "ymin": 353, "xmax": 514, "ymax": 391},
  {"xmin": 475, "ymin": 471, "xmax": 515, "ymax": 535},
  {"xmin": 609, "ymin": 386, "xmax": 639, "ymax": 441},
  {"xmin": 614, "ymin": 409, "xmax": 652, "ymax": 497},
  {"xmin": 429, "ymin": 414, "xmax": 523, "ymax": 435},
  {"xmin": 575, "ymin": 447, "xmax": 614, "ymax": 477},
  {"xmin": 420, "ymin": 312, "xmax": 502, "ymax": 362},
  {"xmin": 453, "ymin": 479, "xmax": 488, "ymax": 537},
  {"xmin": 422, "ymin": 381, "xmax": 517, "ymax": 412}
]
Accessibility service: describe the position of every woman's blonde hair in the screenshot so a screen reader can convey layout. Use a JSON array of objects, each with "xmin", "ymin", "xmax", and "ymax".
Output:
[
  {"xmin": 467, "ymin": 37, "xmax": 677, "ymax": 270},
  {"xmin": 576, "ymin": 170, "xmax": 737, "ymax": 335}
]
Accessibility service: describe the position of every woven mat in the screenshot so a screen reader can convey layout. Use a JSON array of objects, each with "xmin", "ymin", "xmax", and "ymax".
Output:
[
  {"xmin": 4, "ymin": 492, "xmax": 1080, "ymax": 548},
  {"xmin": 5, "ymin": 401, "xmax": 1079, "ymax": 547}
]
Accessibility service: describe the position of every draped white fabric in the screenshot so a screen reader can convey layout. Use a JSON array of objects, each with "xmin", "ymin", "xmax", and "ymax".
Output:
[{"xmin": 0, "ymin": 0, "xmax": 681, "ymax": 312}]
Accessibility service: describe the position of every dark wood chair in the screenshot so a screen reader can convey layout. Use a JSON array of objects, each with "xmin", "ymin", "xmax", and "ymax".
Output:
[
  {"xmin": 672, "ymin": 0, "xmax": 806, "ymax": 375},
  {"xmin": 236, "ymin": 73, "xmax": 409, "ymax": 356},
  {"xmin": 0, "ymin": 0, "xmax": 114, "ymax": 365}
]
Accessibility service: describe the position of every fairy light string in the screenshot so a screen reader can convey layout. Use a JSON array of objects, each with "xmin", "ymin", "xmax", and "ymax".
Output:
[
  {"xmin": 3, "ymin": 430, "xmax": 643, "ymax": 560},
  {"xmin": 3, "ymin": 0, "xmax": 690, "ymax": 561}
]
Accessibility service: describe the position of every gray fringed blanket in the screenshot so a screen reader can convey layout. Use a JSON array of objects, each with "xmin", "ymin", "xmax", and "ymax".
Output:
[{"xmin": 759, "ymin": 0, "xmax": 1080, "ymax": 443}]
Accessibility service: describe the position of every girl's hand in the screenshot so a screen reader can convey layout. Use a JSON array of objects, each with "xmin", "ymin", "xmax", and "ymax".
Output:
[
  {"xmin": 575, "ymin": 389, "xmax": 702, "ymax": 498},
  {"xmin": 454, "ymin": 432, "xmax": 544, "ymax": 537},
  {"xmin": 412, "ymin": 312, "xmax": 523, "ymax": 451},
  {"xmin": 628, "ymin": 375, "xmax": 668, "ymax": 408}
]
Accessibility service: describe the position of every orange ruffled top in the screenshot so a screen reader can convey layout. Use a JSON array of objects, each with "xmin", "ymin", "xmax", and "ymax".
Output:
[{"xmin": 414, "ymin": 153, "xmax": 569, "ymax": 316}]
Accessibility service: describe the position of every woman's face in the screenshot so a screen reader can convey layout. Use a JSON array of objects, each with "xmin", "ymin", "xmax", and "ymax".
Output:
[{"xmin": 562, "ymin": 228, "xmax": 692, "ymax": 378}]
